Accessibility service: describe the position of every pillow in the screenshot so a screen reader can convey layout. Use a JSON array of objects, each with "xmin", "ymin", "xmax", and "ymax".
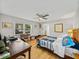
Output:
[
  {"xmin": 71, "ymin": 42, "xmax": 79, "ymax": 50},
  {"xmin": 62, "ymin": 35, "xmax": 75, "ymax": 47}
]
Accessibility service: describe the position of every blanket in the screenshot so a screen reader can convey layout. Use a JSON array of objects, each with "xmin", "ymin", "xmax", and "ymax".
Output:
[{"xmin": 53, "ymin": 38, "xmax": 65, "ymax": 58}]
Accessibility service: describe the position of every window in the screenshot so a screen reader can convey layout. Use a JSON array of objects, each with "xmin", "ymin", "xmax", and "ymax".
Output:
[
  {"xmin": 15, "ymin": 24, "xmax": 31, "ymax": 34},
  {"xmin": 25, "ymin": 24, "xmax": 31, "ymax": 34}
]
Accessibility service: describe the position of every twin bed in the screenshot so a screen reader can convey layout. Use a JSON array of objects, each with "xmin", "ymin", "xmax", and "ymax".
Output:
[
  {"xmin": 37, "ymin": 36, "xmax": 79, "ymax": 59},
  {"xmin": 38, "ymin": 36, "xmax": 56, "ymax": 51}
]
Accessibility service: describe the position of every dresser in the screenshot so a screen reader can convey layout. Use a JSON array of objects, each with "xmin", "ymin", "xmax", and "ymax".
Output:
[{"xmin": 68, "ymin": 29, "xmax": 79, "ymax": 42}]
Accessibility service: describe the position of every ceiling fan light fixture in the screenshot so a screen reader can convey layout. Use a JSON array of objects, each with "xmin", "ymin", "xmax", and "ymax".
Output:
[{"xmin": 36, "ymin": 13, "xmax": 49, "ymax": 20}]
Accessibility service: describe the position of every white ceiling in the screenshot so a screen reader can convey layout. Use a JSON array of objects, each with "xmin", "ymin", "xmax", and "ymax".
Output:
[{"xmin": 1, "ymin": 0, "xmax": 79, "ymax": 22}]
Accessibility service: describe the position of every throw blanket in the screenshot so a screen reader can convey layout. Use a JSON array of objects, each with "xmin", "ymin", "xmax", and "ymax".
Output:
[{"xmin": 53, "ymin": 38, "xmax": 65, "ymax": 58}]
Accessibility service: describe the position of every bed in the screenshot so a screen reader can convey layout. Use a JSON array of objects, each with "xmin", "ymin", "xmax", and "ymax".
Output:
[
  {"xmin": 38, "ymin": 36, "xmax": 56, "ymax": 50},
  {"xmin": 37, "ymin": 36, "xmax": 79, "ymax": 59}
]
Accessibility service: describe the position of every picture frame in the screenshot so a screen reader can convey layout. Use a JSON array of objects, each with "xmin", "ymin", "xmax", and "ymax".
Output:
[
  {"xmin": 54, "ymin": 23, "xmax": 63, "ymax": 33},
  {"xmin": 2, "ymin": 22, "xmax": 12, "ymax": 28}
]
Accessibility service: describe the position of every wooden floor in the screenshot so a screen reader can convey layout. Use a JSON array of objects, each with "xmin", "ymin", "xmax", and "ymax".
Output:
[{"xmin": 17, "ymin": 39, "xmax": 61, "ymax": 59}]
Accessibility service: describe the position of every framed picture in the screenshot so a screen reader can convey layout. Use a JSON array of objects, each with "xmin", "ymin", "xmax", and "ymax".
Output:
[
  {"xmin": 54, "ymin": 23, "xmax": 63, "ymax": 33},
  {"xmin": 2, "ymin": 22, "xmax": 12, "ymax": 28}
]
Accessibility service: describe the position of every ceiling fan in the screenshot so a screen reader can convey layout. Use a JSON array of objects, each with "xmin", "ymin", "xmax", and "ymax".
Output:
[{"xmin": 36, "ymin": 13, "xmax": 49, "ymax": 20}]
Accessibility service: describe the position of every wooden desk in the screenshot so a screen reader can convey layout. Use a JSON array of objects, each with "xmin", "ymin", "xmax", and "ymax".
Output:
[{"xmin": 9, "ymin": 40, "xmax": 31, "ymax": 59}]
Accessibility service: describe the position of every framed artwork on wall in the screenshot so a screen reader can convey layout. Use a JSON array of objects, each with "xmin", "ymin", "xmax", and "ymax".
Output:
[
  {"xmin": 2, "ymin": 22, "xmax": 12, "ymax": 28},
  {"xmin": 54, "ymin": 23, "xmax": 63, "ymax": 33}
]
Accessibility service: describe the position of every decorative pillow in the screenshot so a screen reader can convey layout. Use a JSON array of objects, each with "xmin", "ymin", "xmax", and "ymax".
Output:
[
  {"xmin": 62, "ymin": 35, "xmax": 75, "ymax": 47},
  {"xmin": 71, "ymin": 42, "xmax": 79, "ymax": 50}
]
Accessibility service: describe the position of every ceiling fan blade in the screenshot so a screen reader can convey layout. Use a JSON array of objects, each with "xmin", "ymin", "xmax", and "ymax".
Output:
[
  {"xmin": 36, "ymin": 13, "xmax": 49, "ymax": 17},
  {"xmin": 36, "ymin": 13, "xmax": 42, "ymax": 17},
  {"xmin": 36, "ymin": 13, "xmax": 49, "ymax": 20},
  {"xmin": 43, "ymin": 14, "xmax": 49, "ymax": 17},
  {"xmin": 42, "ymin": 17, "xmax": 48, "ymax": 20}
]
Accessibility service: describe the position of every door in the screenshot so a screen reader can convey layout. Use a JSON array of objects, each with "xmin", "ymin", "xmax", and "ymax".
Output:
[{"xmin": 42, "ymin": 24, "xmax": 50, "ymax": 35}]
